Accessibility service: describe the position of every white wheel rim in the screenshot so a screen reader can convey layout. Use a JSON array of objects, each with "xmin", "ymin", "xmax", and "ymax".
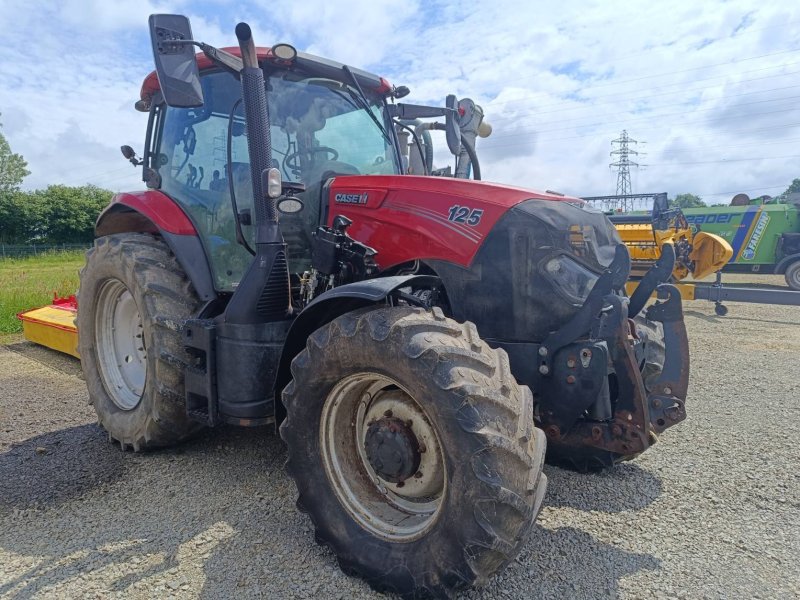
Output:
[
  {"xmin": 94, "ymin": 279, "xmax": 147, "ymax": 410},
  {"xmin": 320, "ymin": 373, "xmax": 446, "ymax": 542}
]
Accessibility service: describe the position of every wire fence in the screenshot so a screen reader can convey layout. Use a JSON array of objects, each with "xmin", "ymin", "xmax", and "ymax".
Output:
[{"xmin": 0, "ymin": 243, "xmax": 91, "ymax": 259}]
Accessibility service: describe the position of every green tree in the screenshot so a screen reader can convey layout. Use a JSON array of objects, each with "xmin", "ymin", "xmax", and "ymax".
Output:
[
  {"xmin": 0, "ymin": 185, "xmax": 112, "ymax": 244},
  {"xmin": 0, "ymin": 190, "xmax": 46, "ymax": 243},
  {"xmin": 669, "ymin": 193, "xmax": 706, "ymax": 209},
  {"xmin": 38, "ymin": 185, "xmax": 113, "ymax": 243},
  {"xmin": 783, "ymin": 178, "xmax": 800, "ymax": 195},
  {"xmin": 0, "ymin": 118, "xmax": 30, "ymax": 193}
]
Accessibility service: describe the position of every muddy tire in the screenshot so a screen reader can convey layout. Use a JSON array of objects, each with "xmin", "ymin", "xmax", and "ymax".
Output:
[
  {"xmin": 546, "ymin": 316, "xmax": 665, "ymax": 473},
  {"xmin": 77, "ymin": 233, "xmax": 204, "ymax": 450},
  {"xmin": 280, "ymin": 306, "xmax": 547, "ymax": 598}
]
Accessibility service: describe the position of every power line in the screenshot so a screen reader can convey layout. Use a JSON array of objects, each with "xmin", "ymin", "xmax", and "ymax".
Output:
[
  {"xmin": 486, "ymin": 94, "xmax": 800, "ymax": 140},
  {"xmin": 479, "ymin": 108, "xmax": 800, "ymax": 151},
  {"xmin": 481, "ymin": 55, "xmax": 800, "ymax": 113},
  {"xmin": 489, "ymin": 77, "xmax": 800, "ymax": 124},
  {"xmin": 646, "ymin": 155, "xmax": 800, "ymax": 167},
  {"xmin": 698, "ymin": 184, "xmax": 787, "ymax": 198}
]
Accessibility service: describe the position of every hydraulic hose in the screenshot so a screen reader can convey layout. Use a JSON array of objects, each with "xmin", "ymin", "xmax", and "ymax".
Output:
[
  {"xmin": 398, "ymin": 119, "xmax": 433, "ymax": 173},
  {"xmin": 459, "ymin": 136, "xmax": 480, "ymax": 181}
]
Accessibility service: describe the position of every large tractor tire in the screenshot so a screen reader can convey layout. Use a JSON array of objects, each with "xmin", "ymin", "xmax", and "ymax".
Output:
[
  {"xmin": 77, "ymin": 233, "xmax": 204, "ymax": 451},
  {"xmin": 280, "ymin": 306, "xmax": 547, "ymax": 599},
  {"xmin": 545, "ymin": 316, "xmax": 666, "ymax": 473}
]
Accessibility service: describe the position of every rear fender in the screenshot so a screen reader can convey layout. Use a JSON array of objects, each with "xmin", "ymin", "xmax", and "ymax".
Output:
[{"xmin": 95, "ymin": 192, "xmax": 217, "ymax": 301}]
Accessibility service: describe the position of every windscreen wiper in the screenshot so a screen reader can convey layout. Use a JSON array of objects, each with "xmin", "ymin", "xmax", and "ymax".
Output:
[{"xmin": 341, "ymin": 65, "xmax": 394, "ymax": 147}]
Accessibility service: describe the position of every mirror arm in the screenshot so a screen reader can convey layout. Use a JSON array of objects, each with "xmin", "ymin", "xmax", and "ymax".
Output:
[
  {"xmin": 198, "ymin": 43, "xmax": 244, "ymax": 76},
  {"xmin": 158, "ymin": 37, "xmax": 244, "ymax": 76}
]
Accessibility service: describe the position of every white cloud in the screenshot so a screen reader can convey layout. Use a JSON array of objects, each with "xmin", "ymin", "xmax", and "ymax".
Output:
[{"xmin": 0, "ymin": 0, "xmax": 798, "ymax": 204}]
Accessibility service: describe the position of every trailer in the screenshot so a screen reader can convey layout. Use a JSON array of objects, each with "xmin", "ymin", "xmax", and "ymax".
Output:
[{"xmin": 683, "ymin": 200, "xmax": 800, "ymax": 290}]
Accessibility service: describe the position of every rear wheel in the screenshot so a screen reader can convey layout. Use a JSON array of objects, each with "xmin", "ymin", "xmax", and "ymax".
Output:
[
  {"xmin": 280, "ymin": 306, "xmax": 547, "ymax": 598},
  {"xmin": 77, "ymin": 233, "xmax": 204, "ymax": 450},
  {"xmin": 785, "ymin": 260, "xmax": 800, "ymax": 291}
]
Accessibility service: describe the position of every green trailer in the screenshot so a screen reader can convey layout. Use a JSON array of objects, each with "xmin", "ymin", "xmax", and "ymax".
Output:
[{"xmin": 683, "ymin": 201, "xmax": 800, "ymax": 290}]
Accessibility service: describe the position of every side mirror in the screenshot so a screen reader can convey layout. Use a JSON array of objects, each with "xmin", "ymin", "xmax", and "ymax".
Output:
[
  {"xmin": 445, "ymin": 95, "xmax": 461, "ymax": 156},
  {"xmin": 148, "ymin": 14, "xmax": 204, "ymax": 107},
  {"xmin": 120, "ymin": 145, "xmax": 143, "ymax": 166}
]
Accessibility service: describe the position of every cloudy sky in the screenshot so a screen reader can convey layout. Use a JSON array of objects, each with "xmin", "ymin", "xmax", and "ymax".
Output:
[{"xmin": 1, "ymin": 0, "xmax": 798, "ymax": 204}]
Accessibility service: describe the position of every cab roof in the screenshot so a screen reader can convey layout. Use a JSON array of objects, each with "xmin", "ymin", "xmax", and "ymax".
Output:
[{"xmin": 138, "ymin": 46, "xmax": 393, "ymax": 111}]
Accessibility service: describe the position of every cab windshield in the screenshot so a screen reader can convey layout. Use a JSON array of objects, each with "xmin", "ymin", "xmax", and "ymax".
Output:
[{"xmin": 158, "ymin": 69, "xmax": 400, "ymax": 291}]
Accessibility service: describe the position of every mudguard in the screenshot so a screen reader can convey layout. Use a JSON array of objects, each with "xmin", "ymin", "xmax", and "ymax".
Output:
[
  {"xmin": 274, "ymin": 275, "xmax": 440, "ymax": 406},
  {"xmin": 775, "ymin": 252, "xmax": 800, "ymax": 274},
  {"xmin": 95, "ymin": 192, "xmax": 217, "ymax": 301}
]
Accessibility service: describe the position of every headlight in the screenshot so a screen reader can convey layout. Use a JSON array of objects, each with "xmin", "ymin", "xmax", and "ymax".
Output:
[{"xmin": 541, "ymin": 254, "xmax": 599, "ymax": 304}]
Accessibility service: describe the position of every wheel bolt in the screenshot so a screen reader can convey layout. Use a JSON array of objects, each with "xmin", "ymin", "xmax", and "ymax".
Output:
[
  {"xmin": 384, "ymin": 410, "xmax": 393, "ymax": 417},
  {"xmin": 396, "ymin": 481, "xmax": 405, "ymax": 488},
  {"xmin": 406, "ymin": 419, "xmax": 413, "ymax": 428},
  {"xmin": 414, "ymin": 471, "xmax": 423, "ymax": 479}
]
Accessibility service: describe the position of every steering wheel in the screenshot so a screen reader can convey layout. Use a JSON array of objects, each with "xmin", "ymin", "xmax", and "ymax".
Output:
[{"xmin": 284, "ymin": 146, "xmax": 339, "ymax": 174}]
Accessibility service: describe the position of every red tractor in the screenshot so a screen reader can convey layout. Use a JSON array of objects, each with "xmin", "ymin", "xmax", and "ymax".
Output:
[{"xmin": 78, "ymin": 14, "xmax": 689, "ymax": 598}]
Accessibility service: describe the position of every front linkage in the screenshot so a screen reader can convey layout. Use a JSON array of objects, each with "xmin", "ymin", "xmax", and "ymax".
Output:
[{"xmin": 511, "ymin": 244, "xmax": 689, "ymax": 471}]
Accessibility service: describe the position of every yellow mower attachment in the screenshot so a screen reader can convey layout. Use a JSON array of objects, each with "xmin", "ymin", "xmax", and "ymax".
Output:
[{"xmin": 17, "ymin": 295, "xmax": 80, "ymax": 358}]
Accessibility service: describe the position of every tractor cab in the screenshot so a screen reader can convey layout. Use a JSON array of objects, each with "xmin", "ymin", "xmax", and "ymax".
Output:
[{"xmin": 139, "ymin": 50, "xmax": 402, "ymax": 290}]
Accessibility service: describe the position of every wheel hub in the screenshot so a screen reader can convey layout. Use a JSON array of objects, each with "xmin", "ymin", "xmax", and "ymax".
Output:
[
  {"xmin": 320, "ymin": 373, "xmax": 447, "ymax": 541},
  {"xmin": 364, "ymin": 417, "xmax": 421, "ymax": 483},
  {"xmin": 94, "ymin": 279, "xmax": 147, "ymax": 411}
]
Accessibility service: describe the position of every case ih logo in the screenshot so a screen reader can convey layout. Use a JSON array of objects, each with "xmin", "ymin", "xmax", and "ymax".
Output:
[
  {"xmin": 335, "ymin": 192, "xmax": 368, "ymax": 205},
  {"xmin": 742, "ymin": 211, "xmax": 770, "ymax": 260}
]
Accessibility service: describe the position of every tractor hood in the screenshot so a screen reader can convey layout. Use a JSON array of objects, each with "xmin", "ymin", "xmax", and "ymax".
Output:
[
  {"xmin": 325, "ymin": 174, "xmax": 623, "ymax": 341},
  {"xmin": 326, "ymin": 175, "xmax": 597, "ymax": 270}
]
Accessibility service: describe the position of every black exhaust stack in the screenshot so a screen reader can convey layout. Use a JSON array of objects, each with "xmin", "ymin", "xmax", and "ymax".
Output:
[
  {"xmin": 222, "ymin": 22, "xmax": 290, "ymax": 324},
  {"xmin": 185, "ymin": 22, "xmax": 291, "ymax": 426}
]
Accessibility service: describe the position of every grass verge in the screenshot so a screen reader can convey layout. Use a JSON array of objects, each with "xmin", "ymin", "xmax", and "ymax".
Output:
[{"xmin": 0, "ymin": 251, "xmax": 86, "ymax": 334}]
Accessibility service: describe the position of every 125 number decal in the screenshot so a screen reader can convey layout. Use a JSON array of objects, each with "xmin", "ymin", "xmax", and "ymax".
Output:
[{"xmin": 447, "ymin": 205, "xmax": 483, "ymax": 226}]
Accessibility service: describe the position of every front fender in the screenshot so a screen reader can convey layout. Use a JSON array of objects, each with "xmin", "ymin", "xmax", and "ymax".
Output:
[{"xmin": 274, "ymin": 275, "xmax": 440, "ymax": 417}]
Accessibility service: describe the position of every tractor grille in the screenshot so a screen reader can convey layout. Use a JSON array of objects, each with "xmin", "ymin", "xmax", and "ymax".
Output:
[{"xmin": 256, "ymin": 250, "xmax": 289, "ymax": 319}]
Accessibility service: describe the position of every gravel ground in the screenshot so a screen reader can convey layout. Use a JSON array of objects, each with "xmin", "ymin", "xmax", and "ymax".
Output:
[{"xmin": 1, "ymin": 288, "xmax": 799, "ymax": 599}]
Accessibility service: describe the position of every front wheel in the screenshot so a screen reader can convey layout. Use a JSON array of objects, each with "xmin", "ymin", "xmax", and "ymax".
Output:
[
  {"xmin": 280, "ymin": 306, "xmax": 547, "ymax": 598},
  {"xmin": 77, "ymin": 233, "xmax": 204, "ymax": 450}
]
